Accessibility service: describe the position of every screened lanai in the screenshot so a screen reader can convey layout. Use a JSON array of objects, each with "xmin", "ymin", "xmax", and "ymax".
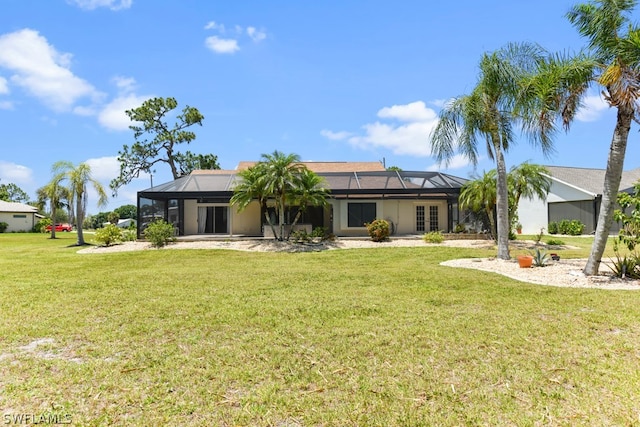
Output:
[{"xmin": 137, "ymin": 168, "xmax": 468, "ymax": 238}]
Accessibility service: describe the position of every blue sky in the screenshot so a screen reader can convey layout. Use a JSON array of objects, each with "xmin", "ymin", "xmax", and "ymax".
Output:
[{"xmin": 0, "ymin": 0, "xmax": 638, "ymax": 212}]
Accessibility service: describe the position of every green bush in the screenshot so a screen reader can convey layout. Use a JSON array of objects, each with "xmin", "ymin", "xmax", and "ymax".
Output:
[
  {"xmin": 0, "ymin": 222, "xmax": 7, "ymax": 233},
  {"xmin": 34, "ymin": 219, "xmax": 50, "ymax": 233},
  {"xmin": 311, "ymin": 226, "xmax": 328, "ymax": 239},
  {"xmin": 545, "ymin": 238, "xmax": 565, "ymax": 246},
  {"xmin": 143, "ymin": 220, "xmax": 176, "ymax": 248},
  {"xmin": 94, "ymin": 224, "xmax": 123, "ymax": 247},
  {"xmin": 122, "ymin": 229, "xmax": 137, "ymax": 242},
  {"xmin": 557, "ymin": 219, "xmax": 585, "ymax": 236},
  {"xmin": 548, "ymin": 221, "xmax": 558, "ymax": 234},
  {"xmin": 365, "ymin": 219, "xmax": 390, "ymax": 242},
  {"xmin": 423, "ymin": 231, "xmax": 444, "ymax": 244},
  {"xmin": 290, "ymin": 229, "xmax": 310, "ymax": 243}
]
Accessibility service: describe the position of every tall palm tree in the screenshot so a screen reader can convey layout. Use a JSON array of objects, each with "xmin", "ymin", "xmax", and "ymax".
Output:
[
  {"xmin": 431, "ymin": 43, "xmax": 594, "ymax": 259},
  {"xmin": 430, "ymin": 43, "xmax": 551, "ymax": 259},
  {"xmin": 567, "ymin": 0, "xmax": 640, "ymax": 275},
  {"xmin": 287, "ymin": 168, "xmax": 328, "ymax": 237},
  {"xmin": 459, "ymin": 170, "xmax": 498, "ymax": 239},
  {"xmin": 53, "ymin": 161, "xmax": 108, "ymax": 246}
]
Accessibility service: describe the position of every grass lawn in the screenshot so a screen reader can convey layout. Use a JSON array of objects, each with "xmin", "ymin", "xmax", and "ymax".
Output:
[{"xmin": 1, "ymin": 233, "xmax": 639, "ymax": 426}]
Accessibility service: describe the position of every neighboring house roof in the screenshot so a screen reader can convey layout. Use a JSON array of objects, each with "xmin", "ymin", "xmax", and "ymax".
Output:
[
  {"xmin": 544, "ymin": 166, "xmax": 640, "ymax": 195},
  {"xmin": 236, "ymin": 161, "xmax": 386, "ymax": 172},
  {"xmin": 0, "ymin": 200, "xmax": 38, "ymax": 213}
]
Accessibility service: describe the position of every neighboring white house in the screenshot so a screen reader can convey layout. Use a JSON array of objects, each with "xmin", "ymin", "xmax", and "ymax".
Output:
[
  {"xmin": 517, "ymin": 166, "xmax": 640, "ymax": 235},
  {"xmin": 102, "ymin": 218, "xmax": 137, "ymax": 229},
  {"xmin": 0, "ymin": 200, "xmax": 41, "ymax": 232}
]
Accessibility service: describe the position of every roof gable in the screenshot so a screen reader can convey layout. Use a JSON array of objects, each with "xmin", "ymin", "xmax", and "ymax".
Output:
[
  {"xmin": 0, "ymin": 200, "xmax": 38, "ymax": 213},
  {"xmin": 544, "ymin": 166, "xmax": 640, "ymax": 195}
]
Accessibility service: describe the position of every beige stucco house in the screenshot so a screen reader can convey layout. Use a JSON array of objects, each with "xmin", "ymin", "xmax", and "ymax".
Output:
[
  {"xmin": 0, "ymin": 200, "xmax": 41, "ymax": 232},
  {"xmin": 137, "ymin": 161, "xmax": 468, "ymax": 238}
]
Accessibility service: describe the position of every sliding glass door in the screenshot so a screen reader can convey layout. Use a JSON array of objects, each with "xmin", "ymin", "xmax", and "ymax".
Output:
[{"xmin": 197, "ymin": 206, "xmax": 228, "ymax": 234}]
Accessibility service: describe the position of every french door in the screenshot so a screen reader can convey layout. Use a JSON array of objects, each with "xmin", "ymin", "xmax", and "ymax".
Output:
[{"xmin": 197, "ymin": 206, "xmax": 228, "ymax": 234}]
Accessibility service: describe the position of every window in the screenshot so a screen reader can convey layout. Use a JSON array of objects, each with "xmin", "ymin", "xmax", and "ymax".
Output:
[
  {"xmin": 348, "ymin": 203, "xmax": 376, "ymax": 227},
  {"xmin": 416, "ymin": 206, "xmax": 425, "ymax": 232},
  {"xmin": 13, "ymin": 214, "xmax": 27, "ymax": 218}
]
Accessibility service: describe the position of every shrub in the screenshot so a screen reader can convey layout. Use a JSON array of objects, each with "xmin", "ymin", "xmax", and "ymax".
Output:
[
  {"xmin": 548, "ymin": 221, "xmax": 558, "ymax": 234},
  {"xmin": 530, "ymin": 248, "xmax": 550, "ymax": 267},
  {"xmin": 311, "ymin": 226, "xmax": 328, "ymax": 239},
  {"xmin": 122, "ymin": 229, "xmax": 137, "ymax": 242},
  {"xmin": 545, "ymin": 238, "xmax": 565, "ymax": 246},
  {"xmin": 365, "ymin": 219, "xmax": 390, "ymax": 242},
  {"xmin": 34, "ymin": 218, "xmax": 51, "ymax": 233},
  {"xmin": 143, "ymin": 219, "xmax": 176, "ymax": 248},
  {"xmin": 423, "ymin": 230, "xmax": 444, "ymax": 244},
  {"xmin": 94, "ymin": 224, "xmax": 123, "ymax": 247},
  {"xmin": 557, "ymin": 219, "xmax": 585, "ymax": 236},
  {"xmin": 290, "ymin": 229, "xmax": 310, "ymax": 243},
  {"xmin": 454, "ymin": 223, "xmax": 466, "ymax": 233},
  {"xmin": 0, "ymin": 222, "xmax": 7, "ymax": 233}
]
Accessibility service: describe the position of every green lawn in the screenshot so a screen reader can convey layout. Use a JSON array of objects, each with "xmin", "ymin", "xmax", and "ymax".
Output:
[{"xmin": 1, "ymin": 233, "xmax": 639, "ymax": 426}]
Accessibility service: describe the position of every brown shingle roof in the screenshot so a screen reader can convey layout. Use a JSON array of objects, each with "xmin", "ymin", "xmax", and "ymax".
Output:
[
  {"xmin": 544, "ymin": 166, "xmax": 640, "ymax": 195},
  {"xmin": 236, "ymin": 161, "xmax": 386, "ymax": 173}
]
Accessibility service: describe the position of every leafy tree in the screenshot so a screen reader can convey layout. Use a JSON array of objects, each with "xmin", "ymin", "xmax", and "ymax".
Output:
[
  {"xmin": 174, "ymin": 151, "xmax": 220, "ymax": 176},
  {"xmin": 53, "ymin": 161, "xmax": 108, "ymax": 246},
  {"xmin": 430, "ymin": 43, "xmax": 592, "ymax": 260},
  {"xmin": 386, "ymin": 166, "xmax": 403, "ymax": 172},
  {"xmin": 114, "ymin": 204, "xmax": 137, "ymax": 219},
  {"xmin": 107, "ymin": 211, "xmax": 120, "ymax": 225},
  {"xmin": 110, "ymin": 97, "xmax": 216, "ymax": 194},
  {"xmin": 0, "ymin": 182, "xmax": 30, "ymax": 203},
  {"xmin": 567, "ymin": 0, "xmax": 640, "ymax": 275}
]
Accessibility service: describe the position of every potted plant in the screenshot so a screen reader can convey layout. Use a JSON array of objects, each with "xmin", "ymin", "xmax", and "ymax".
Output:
[
  {"xmin": 515, "ymin": 222, "xmax": 522, "ymax": 234},
  {"xmin": 517, "ymin": 254, "xmax": 533, "ymax": 268}
]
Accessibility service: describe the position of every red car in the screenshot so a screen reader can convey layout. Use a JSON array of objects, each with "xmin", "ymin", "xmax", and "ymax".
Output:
[{"xmin": 45, "ymin": 223, "xmax": 73, "ymax": 232}]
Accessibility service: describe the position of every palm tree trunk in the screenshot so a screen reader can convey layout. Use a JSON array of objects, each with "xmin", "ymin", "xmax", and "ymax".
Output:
[
  {"xmin": 263, "ymin": 207, "xmax": 279, "ymax": 241},
  {"xmin": 583, "ymin": 107, "xmax": 633, "ymax": 275},
  {"xmin": 495, "ymin": 147, "xmax": 511, "ymax": 260},
  {"xmin": 278, "ymin": 194, "xmax": 286, "ymax": 241},
  {"xmin": 76, "ymin": 196, "xmax": 85, "ymax": 246},
  {"xmin": 50, "ymin": 202, "xmax": 57, "ymax": 239}
]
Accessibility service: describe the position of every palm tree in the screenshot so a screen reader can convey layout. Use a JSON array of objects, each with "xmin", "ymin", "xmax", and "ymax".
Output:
[
  {"xmin": 230, "ymin": 164, "xmax": 279, "ymax": 239},
  {"xmin": 508, "ymin": 162, "xmax": 552, "ymax": 231},
  {"xmin": 459, "ymin": 170, "xmax": 498, "ymax": 239},
  {"xmin": 430, "ymin": 43, "xmax": 552, "ymax": 259},
  {"xmin": 36, "ymin": 173, "xmax": 71, "ymax": 239},
  {"xmin": 53, "ymin": 161, "xmax": 108, "ymax": 245},
  {"xmin": 567, "ymin": 0, "xmax": 640, "ymax": 275},
  {"xmin": 259, "ymin": 151, "xmax": 305, "ymax": 240},
  {"xmin": 287, "ymin": 168, "xmax": 328, "ymax": 237}
]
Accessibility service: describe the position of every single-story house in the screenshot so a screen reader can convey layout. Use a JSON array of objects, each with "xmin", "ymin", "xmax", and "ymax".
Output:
[
  {"xmin": 0, "ymin": 200, "xmax": 42, "ymax": 232},
  {"xmin": 102, "ymin": 218, "xmax": 137, "ymax": 229},
  {"xmin": 517, "ymin": 166, "xmax": 640, "ymax": 235},
  {"xmin": 137, "ymin": 161, "xmax": 468, "ymax": 238}
]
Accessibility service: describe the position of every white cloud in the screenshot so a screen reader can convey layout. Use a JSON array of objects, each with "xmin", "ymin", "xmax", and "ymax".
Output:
[
  {"xmin": 85, "ymin": 156, "xmax": 121, "ymax": 181},
  {"xmin": 68, "ymin": 0, "xmax": 132, "ymax": 11},
  {"xmin": 0, "ymin": 76, "xmax": 8, "ymax": 94},
  {"xmin": 205, "ymin": 36, "xmax": 240, "ymax": 54},
  {"xmin": 112, "ymin": 75, "xmax": 137, "ymax": 93},
  {"xmin": 98, "ymin": 93, "xmax": 152, "ymax": 131},
  {"xmin": 0, "ymin": 100, "xmax": 13, "ymax": 110},
  {"xmin": 247, "ymin": 27, "xmax": 267, "ymax": 42},
  {"xmin": 0, "ymin": 29, "xmax": 101, "ymax": 112},
  {"xmin": 576, "ymin": 93, "xmax": 610, "ymax": 122},
  {"xmin": 320, "ymin": 130, "xmax": 353, "ymax": 141},
  {"xmin": 204, "ymin": 21, "xmax": 225, "ymax": 32},
  {"xmin": 0, "ymin": 161, "xmax": 33, "ymax": 184},
  {"xmin": 378, "ymin": 101, "xmax": 437, "ymax": 122},
  {"xmin": 323, "ymin": 100, "xmax": 440, "ymax": 157}
]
